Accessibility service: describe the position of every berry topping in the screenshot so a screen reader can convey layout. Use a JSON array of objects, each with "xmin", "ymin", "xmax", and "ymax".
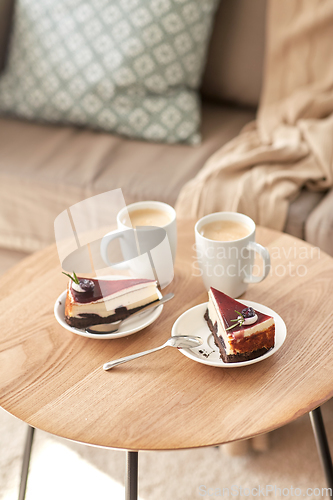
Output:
[
  {"xmin": 242, "ymin": 307, "xmax": 255, "ymax": 318},
  {"xmin": 226, "ymin": 307, "xmax": 258, "ymax": 331},
  {"xmin": 78, "ymin": 279, "xmax": 94, "ymax": 293}
]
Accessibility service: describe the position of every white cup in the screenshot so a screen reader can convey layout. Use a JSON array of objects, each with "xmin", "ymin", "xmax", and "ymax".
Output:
[
  {"xmin": 194, "ymin": 212, "xmax": 270, "ymax": 298},
  {"xmin": 100, "ymin": 201, "xmax": 177, "ymax": 288}
]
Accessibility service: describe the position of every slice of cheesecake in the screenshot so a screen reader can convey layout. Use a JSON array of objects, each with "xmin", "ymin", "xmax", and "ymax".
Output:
[
  {"xmin": 204, "ymin": 287, "xmax": 275, "ymax": 363},
  {"xmin": 65, "ymin": 276, "xmax": 159, "ymax": 329}
]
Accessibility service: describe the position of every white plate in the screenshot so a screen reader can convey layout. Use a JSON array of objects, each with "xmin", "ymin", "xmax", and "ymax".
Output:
[
  {"xmin": 54, "ymin": 276, "xmax": 163, "ymax": 340},
  {"xmin": 171, "ymin": 300, "xmax": 287, "ymax": 368}
]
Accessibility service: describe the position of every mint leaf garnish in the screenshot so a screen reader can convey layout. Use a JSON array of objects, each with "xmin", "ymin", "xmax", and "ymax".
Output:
[
  {"xmin": 62, "ymin": 271, "xmax": 80, "ymax": 285},
  {"xmin": 226, "ymin": 310, "xmax": 245, "ymax": 331}
]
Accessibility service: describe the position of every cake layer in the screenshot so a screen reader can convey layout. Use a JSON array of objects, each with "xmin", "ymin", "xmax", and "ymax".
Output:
[
  {"xmin": 205, "ymin": 309, "xmax": 275, "ymax": 362},
  {"xmin": 67, "ymin": 282, "xmax": 159, "ymax": 315},
  {"xmin": 65, "ymin": 300, "xmax": 159, "ymax": 329},
  {"xmin": 209, "ymin": 288, "xmax": 274, "ymax": 340},
  {"xmin": 65, "ymin": 276, "xmax": 159, "ymax": 328},
  {"xmin": 69, "ymin": 277, "xmax": 156, "ymax": 304},
  {"xmin": 204, "ymin": 287, "xmax": 275, "ymax": 363},
  {"xmin": 207, "ymin": 289, "xmax": 275, "ymax": 356}
]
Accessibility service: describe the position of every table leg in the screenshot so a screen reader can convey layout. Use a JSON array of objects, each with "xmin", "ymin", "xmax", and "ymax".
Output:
[
  {"xmin": 309, "ymin": 407, "xmax": 333, "ymax": 490},
  {"xmin": 18, "ymin": 425, "xmax": 35, "ymax": 500},
  {"xmin": 125, "ymin": 451, "xmax": 138, "ymax": 500}
]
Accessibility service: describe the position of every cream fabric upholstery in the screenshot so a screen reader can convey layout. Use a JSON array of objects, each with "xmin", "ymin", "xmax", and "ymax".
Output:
[
  {"xmin": 305, "ymin": 188, "xmax": 333, "ymax": 256},
  {"xmin": 177, "ymin": 0, "xmax": 333, "ymax": 233},
  {"xmin": 1, "ymin": 0, "xmax": 330, "ymax": 256},
  {"xmin": 0, "ymin": 102, "xmax": 255, "ymax": 252},
  {"xmin": 284, "ymin": 189, "xmax": 326, "ymax": 241}
]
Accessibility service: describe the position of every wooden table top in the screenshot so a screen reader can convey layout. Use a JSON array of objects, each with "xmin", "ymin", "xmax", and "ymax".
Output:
[{"xmin": 0, "ymin": 222, "xmax": 333, "ymax": 451}]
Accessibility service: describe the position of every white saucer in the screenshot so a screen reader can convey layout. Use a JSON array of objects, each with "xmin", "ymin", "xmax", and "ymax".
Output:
[
  {"xmin": 171, "ymin": 300, "xmax": 287, "ymax": 368},
  {"xmin": 54, "ymin": 276, "xmax": 163, "ymax": 340}
]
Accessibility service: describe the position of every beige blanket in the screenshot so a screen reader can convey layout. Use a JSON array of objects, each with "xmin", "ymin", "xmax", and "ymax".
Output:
[{"xmin": 176, "ymin": 0, "xmax": 333, "ymax": 230}]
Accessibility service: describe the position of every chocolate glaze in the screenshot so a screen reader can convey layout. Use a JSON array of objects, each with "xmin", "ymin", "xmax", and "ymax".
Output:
[
  {"xmin": 70, "ymin": 277, "xmax": 155, "ymax": 304},
  {"xmin": 210, "ymin": 287, "xmax": 273, "ymax": 340}
]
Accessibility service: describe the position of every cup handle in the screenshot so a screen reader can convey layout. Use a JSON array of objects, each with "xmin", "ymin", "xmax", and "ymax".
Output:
[
  {"xmin": 100, "ymin": 230, "xmax": 128, "ymax": 269},
  {"xmin": 243, "ymin": 241, "xmax": 271, "ymax": 284}
]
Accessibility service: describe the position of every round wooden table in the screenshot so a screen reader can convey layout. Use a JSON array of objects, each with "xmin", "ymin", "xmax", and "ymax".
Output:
[{"xmin": 1, "ymin": 221, "xmax": 333, "ymax": 499}]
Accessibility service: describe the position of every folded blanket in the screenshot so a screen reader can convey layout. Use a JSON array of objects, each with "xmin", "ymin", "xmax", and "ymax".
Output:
[{"xmin": 176, "ymin": 0, "xmax": 333, "ymax": 230}]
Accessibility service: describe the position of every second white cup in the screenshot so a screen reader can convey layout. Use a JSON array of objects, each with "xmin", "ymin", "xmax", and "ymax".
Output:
[
  {"xmin": 194, "ymin": 212, "xmax": 270, "ymax": 298},
  {"xmin": 100, "ymin": 201, "xmax": 177, "ymax": 287}
]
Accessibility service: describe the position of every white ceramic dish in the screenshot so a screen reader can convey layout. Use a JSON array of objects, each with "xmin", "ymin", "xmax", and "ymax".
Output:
[
  {"xmin": 171, "ymin": 300, "xmax": 287, "ymax": 368},
  {"xmin": 54, "ymin": 276, "xmax": 163, "ymax": 339}
]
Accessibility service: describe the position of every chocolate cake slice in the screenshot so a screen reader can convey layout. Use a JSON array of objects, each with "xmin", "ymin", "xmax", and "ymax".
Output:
[
  {"xmin": 204, "ymin": 287, "xmax": 275, "ymax": 363},
  {"xmin": 64, "ymin": 275, "xmax": 159, "ymax": 329}
]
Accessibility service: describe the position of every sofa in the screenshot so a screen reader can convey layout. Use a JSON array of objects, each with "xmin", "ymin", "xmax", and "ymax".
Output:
[{"xmin": 0, "ymin": 0, "xmax": 332, "ymax": 259}]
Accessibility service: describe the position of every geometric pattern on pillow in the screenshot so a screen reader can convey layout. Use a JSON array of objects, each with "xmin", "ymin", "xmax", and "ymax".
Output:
[{"xmin": 0, "ymin": 0, "xmax": 219, "ymax": 144}]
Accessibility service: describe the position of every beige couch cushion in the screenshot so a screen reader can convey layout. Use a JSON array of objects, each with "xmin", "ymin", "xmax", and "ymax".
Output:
[
  {"xmin": 201, "ymin": 0, "xmax": 266, "ymax": 107},
  {"xmin": 283, "ymin": 189, "xmax": 326, "ymax": 241},
  {"xmin": 305, "ymin": 188, "xmax": 333, "ymax": 257},
  {"xmin": 0, "ymin": 102, "xmax": 255, "ymax": 252}
]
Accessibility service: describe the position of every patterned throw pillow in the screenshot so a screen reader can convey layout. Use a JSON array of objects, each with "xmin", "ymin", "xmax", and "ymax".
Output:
[{"xmin": 0, "ymin": 0, "xmax": 219, "ymax": 144}]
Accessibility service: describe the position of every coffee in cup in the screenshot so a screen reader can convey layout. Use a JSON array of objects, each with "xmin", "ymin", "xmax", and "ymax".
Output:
[
  {"xmin": 199, "ymin": 220, "xmax": 251, "ymax": 242},
  {"xmin": 122, "ymin": 208, "xmax": 172, "ymax": 228}
]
